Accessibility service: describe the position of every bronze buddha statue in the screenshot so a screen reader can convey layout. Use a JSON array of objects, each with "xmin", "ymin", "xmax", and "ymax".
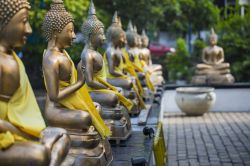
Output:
[
  {"xmin": 81, "ymin": 0, "xmax": 132, "ymax": 143},
  {"xmin": 192, "ymin": 28, "xmax": 235, "ymax": 85},
  {"xmin": 0, "ymin": 0, "xmax": 70, "ymax": 165},
  {"xmin": 42, "ymin": 0, "xmax": 112, "ymax": 165},
  {"xmin": 126, "ymin": 22, "xmax": 155, "ymax": 98},
  {"xmin": 105, "ymin": 12, "xmax": 144, "ymax": 114},
  {"xmin": 139, "ymin": 30, "xmax": 164, "ymax": 86}
]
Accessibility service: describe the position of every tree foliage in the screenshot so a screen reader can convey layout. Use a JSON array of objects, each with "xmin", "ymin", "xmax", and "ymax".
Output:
[{"xmin": 216, "ymin": 7, "xmax": 250, "ymax": 82}]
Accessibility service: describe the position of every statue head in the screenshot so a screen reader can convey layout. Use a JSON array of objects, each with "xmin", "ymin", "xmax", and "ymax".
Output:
[
  {"xmin": 106, "ymin": 11, "xmax": 126, "ymax": 48},
  {"xmin": 43, "ymin": 0, "xmax": 75, "ymax": 48},
  {"xmin": 0, "ymin": 0, "xmax": 32, "ymax": 48},
  {"xmin": 133, "ymin": 25, "xmax": 142, "ymax": 48},
  {"xmin": 141, "ymin": 29, "xmax": 149, "ymax": 48},
  {"xmin": 209, "ymin": 28, "xmax": 218, "ymax": 46},
  {"xmin": 126, "ymin": 20, "xmax": 136, "ymax": 47},
  {"xmin": 82, "ymin": 0, "xmax": 105, "ymax": 48}
]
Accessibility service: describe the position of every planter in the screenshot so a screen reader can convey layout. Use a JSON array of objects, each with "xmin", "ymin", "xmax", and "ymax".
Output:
[{"xmin": 175, "ymin": 87, "xmax": 216, "ymax": 116}]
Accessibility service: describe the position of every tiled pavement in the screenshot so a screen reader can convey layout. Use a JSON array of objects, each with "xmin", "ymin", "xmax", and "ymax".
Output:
[{"xmin": 164, "ymin": 112, "xmax": 250, "ymax": 166}]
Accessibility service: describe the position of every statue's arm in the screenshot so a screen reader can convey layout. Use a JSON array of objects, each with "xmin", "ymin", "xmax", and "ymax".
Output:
[
  {"xmin": 202, "ymin": 48, "xmax": 209, "ymax": 64},
  {"xmin": 107, "ymin": 51, "xmax": 123, "ymax": 77},
  {"xmin": 43, "ymin": 58, "xmax": 84, "ymax": 102},
  {"xmin": 83, "ymin": 54, "xmax": 107, "ymax": 89},
  {"xmin": 217, "ymin": 48, "xmax": 225, "ymax": 64},
  {"xmin": 0, "ymin": 65, "xmax": 11, "ymax": 102},
  {"xmin": 0, "ymin": 119, "xmax": 36, "ymax": 140}
]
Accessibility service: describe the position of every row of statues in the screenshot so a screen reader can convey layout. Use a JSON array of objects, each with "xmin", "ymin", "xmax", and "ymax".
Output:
[{"xmin": 0, "ymin": 0, "xmax": 164, "ymax": 165}]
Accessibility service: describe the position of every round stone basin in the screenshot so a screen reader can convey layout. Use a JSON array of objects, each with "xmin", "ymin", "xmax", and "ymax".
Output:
[{"xmin": 175, "ymin": 87, "xmax": 216, "ymax": 116}]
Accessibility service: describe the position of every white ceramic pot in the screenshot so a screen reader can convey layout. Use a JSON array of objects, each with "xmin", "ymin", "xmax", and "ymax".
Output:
[{"xmin": 175, "ymin": 87, "xmax": 216, "ymax": 116}]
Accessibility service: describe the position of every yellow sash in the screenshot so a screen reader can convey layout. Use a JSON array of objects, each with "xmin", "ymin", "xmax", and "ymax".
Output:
[
  {"xmin": 133, "ymin": 53, "xmax": 155, "ymax": 92},
  {"xmin": 0, "ymin": 52, "xmax": 46, "ymax": 149},
  {"xmin": 121, "ymin": 49, "xmax": 145, "ymax": 96},
  {"xmin": 86, "ymin": 55, "xmax": 133, "ymax": 111},
  {"xmin": 44, "ymin": 50, "xmax": 111, "ymax": 138}
]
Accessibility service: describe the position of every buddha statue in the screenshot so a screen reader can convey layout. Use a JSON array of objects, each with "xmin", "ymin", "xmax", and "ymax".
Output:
[
  {"xmin": 81, "ymin": 0, "xmax": 132, "ymax": 143},
  {"xmin": 42, "ymin": 0, "xmax": 112, "ymax": 165},
  {"xmin": 0, "ymin": 0, "xmax": 70, "ymax": 165},
  {"xmin": 192, "ymin": 28, "xmax": 235, "ymax": 85},
  {"xmin": 140, "ymin": 30, "xmax": 164, "ymax": 86},
  {"xmin": 105, "ymin": 12, "xmax": 145, "ymax": 114},
  {"xmin": 126, "ymin": 22, "xmax": 155, "ymax": 95}
]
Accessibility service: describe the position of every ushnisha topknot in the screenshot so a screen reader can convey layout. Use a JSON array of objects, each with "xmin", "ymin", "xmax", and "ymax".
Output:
[
  {"xmin": 82, "ymin": 0, "xmax": 104, "ymax": 43},
  {"xmin": 141, "ymin": 29, "xmax": 149, "ymax": 41},
  {"xmin": 42, "ymin": 0, "xmax": 74, "ymax": 41},
  {"xmin": 126, "ymin": 20, "xmax": 136, "ymax": 46},
  {"xmin": 0, "ymin": 0, "xmax": 31, "ymax": 31},
  {"xmin": 210, "ymin": 28, "xmax": 217, "ymax": 37},
  {"xmin": 106, "ymin": 11, "xmax": 124, "ymax": 43}
]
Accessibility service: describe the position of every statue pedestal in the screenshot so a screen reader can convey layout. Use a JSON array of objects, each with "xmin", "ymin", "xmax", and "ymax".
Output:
[
  {"xmin": 61, "ymin": 129, "xmax": 113, "ymax": 166},
  {"xmin": 102, "ymin": 106, "xmax": 132, "ymax": 144},
  {"xmin": 192, "ymin": 73, "xmax": 235, "ymax": 85}
]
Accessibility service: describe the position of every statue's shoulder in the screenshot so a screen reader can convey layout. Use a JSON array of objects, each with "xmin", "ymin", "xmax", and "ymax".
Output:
[
  {"xmin": 81, "ymin": 49, "xmax": 98, "ymax": 61},
  {"xmin": 43, "ymin": 50, "xmax": 61, "ymax": 67}
]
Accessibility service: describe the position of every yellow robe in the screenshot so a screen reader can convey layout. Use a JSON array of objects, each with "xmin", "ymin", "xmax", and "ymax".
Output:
[
  {"xmin": 44, "ymin": 50, "xmax": 111, "ymax": 138},
  {"xmin": 86, "ymin": 56, "xmax": 133, "ymax": 112},
  {"xmin": 104, "ymin": 53, "xmax": 145, "ymax": 109},
  {"xmin": 133, "ymin": 53, "xmax": 155, "ymax": 92},
  {"xmin": 0, "ymin": 52, "xmax": 46, "ymax": 149}
]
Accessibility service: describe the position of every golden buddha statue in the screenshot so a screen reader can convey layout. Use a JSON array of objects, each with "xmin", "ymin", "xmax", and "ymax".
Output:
[
  {"xmin": 42, "ymin": 0, "xmax": 112, "ymax": 165},
  {"xmin": 105, "ymin": 12, "xmax": 145, "ymax": 114},
  {"xmin": 0, "ymin": 0, "xmax": 70, "ymax": 165},
  {"xmin": 140, "ymin": 30, "xmax": 164, "ymax": 86},
  {"xmin": 81, "ymin": 0, "xmax": 132, "ymax": 143},
  {"xmin": 192, "ymin": 28, "xmax": 235, "ymax": 85}
]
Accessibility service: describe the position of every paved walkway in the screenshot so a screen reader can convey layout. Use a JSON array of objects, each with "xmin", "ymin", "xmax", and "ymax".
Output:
[{"xmin": 163, "ymin": 112, "xmax": 250, "ymax": 166}]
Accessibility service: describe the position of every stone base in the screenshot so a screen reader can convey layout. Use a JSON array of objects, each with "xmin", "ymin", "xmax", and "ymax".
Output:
[
  {"xmin": 192, "ymin": 74, "xmax": 235, "ymax": 85},
  {"xmin": 61, "ymin": 131, "xmax": 113, "ymax": 166},
  {"xmin": 102, "ymin": 106, "xmax": 132, "ymax": 144}
]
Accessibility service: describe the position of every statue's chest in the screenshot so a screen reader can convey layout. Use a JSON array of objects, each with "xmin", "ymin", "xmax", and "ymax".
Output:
[
  {"xmin": 207, "ymin": 48, "xmax": 220, "ymax": 57},
  {"xmin": 114, "ymin": 51, "xmax": 123, "ymax": 66},
  {"xmin": 93, "ymin": 54, "xmax": 103, "ymax": 72},
  {"xmin": 0, "ymin": 57, "xmax": 20, "ymax": 94},
  {"xmin": 58, "ymin": 56, "xmax": 72, "ymax": 81}
]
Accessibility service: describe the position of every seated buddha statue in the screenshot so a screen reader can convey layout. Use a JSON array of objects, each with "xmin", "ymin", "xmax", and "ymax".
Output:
[
  {"xmin": 126, "ymin": 22, "xmax": 155, "ymax": 94},
  {"xmin": 0, "ymin": 1, "xmax": 70, "ymax": 165},
  {"xmin": 81, "ymin": 0, "xmax": 132, "ymax": 143},
  {"xmin": 140, "ymin": 30, "xmax": 164, "ymax": 86},
  {"xmin": 42, "ymin": 0, "xmax": 112, "ymax": 165},
  {"xmin": 192, "ymin": 28, "xmax": 235, "ymax": 85},
  {"xmin": 105, "ymin": 12, "xmax": 145, "ymax": 113}
]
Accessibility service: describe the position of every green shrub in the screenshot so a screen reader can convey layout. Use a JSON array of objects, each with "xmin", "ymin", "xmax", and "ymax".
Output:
[{"xmin": 165, "ymin": 38, "xmax": 192, "ymax": 82}]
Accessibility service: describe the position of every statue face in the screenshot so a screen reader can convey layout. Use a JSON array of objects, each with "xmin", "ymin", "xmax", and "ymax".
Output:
[
  {"xmin": 136, "ymin": 35, "xmax": 142, "ymax": 48},
  {"xmin": 0, "ymin": 8, "xmax": 32, "ymax": 48},
  {"xmin": 117, "ymin": 31, "xmax": 126, "ymax": 48},
  {"xmin": 91, "ymin": 27, "xmax": 106, "ymax": 48},
  {"xmin": 55, "ymin": 22, "xmax": 76, "ymax": 49},
  {"xmin": 209, "ymin": 35, "xmax": 217, "ymax": 46},
  {"xmin": 142, "ymin": 37, "xmax": 149, "ymax": 48}
]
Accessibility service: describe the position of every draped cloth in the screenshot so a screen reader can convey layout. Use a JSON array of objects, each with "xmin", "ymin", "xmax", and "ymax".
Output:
[
  {"xmin": 123, "ymin": 49, "xmax": 155, "ymax": 92},
  {"xmin": 43, "ymin": 50, "xmax": 111, "ymax": 139},
  {"xmin": 121, "ymin": 49, "xmax": 144, "ymax": 96},
  {"xmin": 104, "ymin": 53, "xmax": 146, "ymax": 109},
  {"xmin": 86, "ymin": 54, "xmax": 133, "ymax": 112},
  {"xmin": 0, "ymin": 51, "xmax": 46, "ymax": 149}
]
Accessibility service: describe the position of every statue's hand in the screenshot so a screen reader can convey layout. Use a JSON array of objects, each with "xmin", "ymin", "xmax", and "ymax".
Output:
[{"xmin": 77, "ymin": 61, "xmax": 86, "ymax": 84}]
